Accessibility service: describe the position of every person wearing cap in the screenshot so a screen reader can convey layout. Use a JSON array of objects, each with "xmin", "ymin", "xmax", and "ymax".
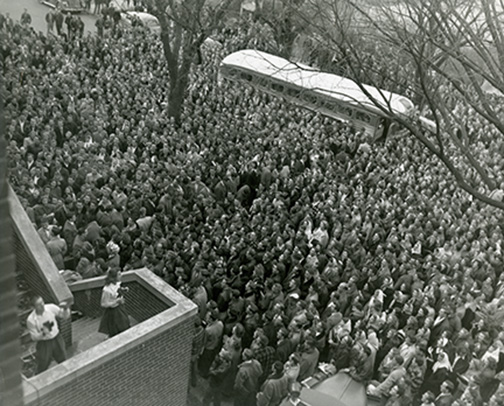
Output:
[
  {"xmin": 257, "ymin": 361, "xmax": 289, "ymax": 406},
  {"xmin": 234, "ymin": 348, "xmax": 263, "ymax": 406}
]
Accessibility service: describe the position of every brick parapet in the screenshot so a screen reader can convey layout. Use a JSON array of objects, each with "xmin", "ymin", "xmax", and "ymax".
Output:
[{"xmin": 23, "ymin": 268, "xmax": 197, "ymax": 406}]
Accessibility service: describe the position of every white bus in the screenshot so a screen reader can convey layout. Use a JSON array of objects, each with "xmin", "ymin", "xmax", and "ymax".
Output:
[{"xmin": 219, "ymin": 49, "xmax": 419, "ymax": 139}]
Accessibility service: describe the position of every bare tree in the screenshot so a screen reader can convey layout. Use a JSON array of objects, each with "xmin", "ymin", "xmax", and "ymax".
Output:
[
  {"xmin": 146, "ymin": 0, "xmax": 232, "ymax": 125},
  {"xmin": 280, "ymin": 0, "xmax": 504, "ymax": 210}
]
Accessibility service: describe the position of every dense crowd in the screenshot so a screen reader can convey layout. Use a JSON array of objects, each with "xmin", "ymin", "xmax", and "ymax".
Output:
[{"xmin": 3, "ymin": 10, "xmax": 504, "ymax": 406}]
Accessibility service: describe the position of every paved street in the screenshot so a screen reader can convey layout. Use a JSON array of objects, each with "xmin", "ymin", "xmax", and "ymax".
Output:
[{"xmin": 0, "ymin": 0, "xmax": 97, "ymax": 34}]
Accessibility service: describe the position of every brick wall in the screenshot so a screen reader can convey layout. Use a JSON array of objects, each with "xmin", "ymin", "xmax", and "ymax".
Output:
[
  {"xmin": 73, "ymin": 281, "xmax": 170, "ymax": 322},
  {"xmin": 25, "ymin": 315, "xmax": 196, "ymax": 406},
  {"xmin": 73, "ymin": 286, "xmax": 103, "ymax": 318},
  {"xmin": 0, "ymin": 92, "xmax": 23, "ymax": 406},
  {"xmin": 122, "ymin": 281, "xmax": 170, "ymax": 322},
  {"xmin": 12, "ymin": 229, "xmax": 73, "ymax": 348},
  {"xmin": 13, "ymin": 228, "xmax": 53, "ymax": 303},
  {"xmin": 10, "ymin": 187, "xmax": 74, "ymax": 348}
]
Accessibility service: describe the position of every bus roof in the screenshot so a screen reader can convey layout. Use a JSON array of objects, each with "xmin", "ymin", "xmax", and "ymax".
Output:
[{"xmin": 221, "ymin": 50, "xmax": 414, "ymax": 116}]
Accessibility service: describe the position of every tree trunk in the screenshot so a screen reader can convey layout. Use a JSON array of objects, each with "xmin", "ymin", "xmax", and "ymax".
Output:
[
  {"xmin": 167, "ymin": 41, "xmax": 196, "ymax": 126},
  {"xmin": 168, "ymin": 83, "xmax": 185, "ymax": 126}
]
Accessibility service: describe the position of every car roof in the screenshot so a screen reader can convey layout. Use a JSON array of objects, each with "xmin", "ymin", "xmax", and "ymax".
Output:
[{"xmin": 124, "ymin": 11, "xmax": 159, "ymax": 23}]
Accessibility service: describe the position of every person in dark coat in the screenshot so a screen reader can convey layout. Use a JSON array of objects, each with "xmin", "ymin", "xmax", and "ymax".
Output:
[
  {"xmin": 199, "ymin": 308, "xmax": 224, "ymax": 378},
  {"xmin": 46, "ymin": 227, "xmax": 67, "ymax": 270},
  {"xmin": 298, "ymin": 339, "xmax": 320, "ymax": 382},
  {"xmin": 203, "ymin": 348, "xmax": 233, "ymax": 406},
  {"xmin": 54, "ymin": 10, "xmax": 64, "ymax": 36},
  {"xmin": 45, "ymin": 11, "xmax": 54, "ymax": 34},
  {"xmin": 234, "ymin": 349, "xmax": 263, "ymax": 406},
  {"xmin": 331, "ymin": 334, "xmax": 353, "ymax": 371},
  {"xmin": 256, "ymin": 361, "xmax": 289, "ymax": 406},
  {"xmin": 75, "ymin": 17, "xmax": 84, "ymax": 38},
  {"xmin": 20, "ymin": 9, "xmax": 31, "ymax": 26},
  {"xmin": 275, "ymin": 327, "xmax": 292, "ymax": 364},
  {"xmin": 65, "ymin": 14, "xmax": 74, "ymax": 40},
  {"xmin": 422, "ymin": 351, "xmax": 452, "ymax": 396},
  {"xmin": 85, "ymin": 220, "xmax": 102, "ymax": 244}
]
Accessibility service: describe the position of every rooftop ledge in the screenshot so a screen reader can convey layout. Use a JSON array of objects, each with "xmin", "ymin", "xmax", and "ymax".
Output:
[{"xmin": 22, "ymin": 268, "xmax": 197, "ymax": 404}]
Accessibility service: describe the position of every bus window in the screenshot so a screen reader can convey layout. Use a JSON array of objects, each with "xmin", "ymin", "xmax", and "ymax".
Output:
[
  {"xmin": 255, "ymin": 77, "xmax": 267, "ymax": 88},
  {"xmin": 271, "ymin": 82, "xmax": 284, "ymax": 93},
  {"xmin": 228, "ymin": 68, "xmax": 238, "ymax": 77},
  {"xmin": 356, "ymin": 111, "xmax": 371, "ymax": 123},
  {"xmin": 303, "ymin": 92, "xmax": 319, "ymax": 106},
  {"xmin": 320, "ymin": 99, "xmax": 332, "ymax": 109},
  {"xmin": 342, "ymin": 106, "xmax": 354, "ymax": 118},
  {"xmin": 326, "ymin": 101, "xmax": 340, "ymax": 112},
  {"xmin": 241, "ymin": 72, "xmax": 253, "ymax": 81},
  {"xmin": 287, "ymin": 87, "xmax": 301, "ymax": 97}
]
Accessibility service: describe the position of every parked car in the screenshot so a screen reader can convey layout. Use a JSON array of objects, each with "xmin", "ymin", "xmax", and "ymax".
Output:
[
  {"xmin": 120, "ymin": 11, "xmax": 161, "ymax": 35},
  {"xmin": 280, "ymin": 371, "xmax": 381, "ymax": 406}
]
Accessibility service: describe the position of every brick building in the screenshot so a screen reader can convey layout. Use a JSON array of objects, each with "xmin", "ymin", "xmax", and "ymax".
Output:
[
  {"xmin": 0, "ymin": 88, "xmax": 24, "ymax": 406},
  {"xmin": 5, "ymin": 182, "xmax": 197, "ymax": 406}
]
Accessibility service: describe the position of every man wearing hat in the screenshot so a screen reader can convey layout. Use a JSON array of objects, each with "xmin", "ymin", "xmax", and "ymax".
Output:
[{"xmin": 234, "ymin": 349, "xmax": 263, "ymax": 406}]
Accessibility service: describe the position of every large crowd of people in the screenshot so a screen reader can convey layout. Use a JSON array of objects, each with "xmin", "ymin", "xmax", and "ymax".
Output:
[{"xmin": 3, "ymin": 8, "xmax": 504, "ymax": 406}]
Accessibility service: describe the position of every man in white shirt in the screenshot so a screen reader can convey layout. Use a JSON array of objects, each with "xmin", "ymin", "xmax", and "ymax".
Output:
[{"xmin": 26, "ymin": 295, "xmax": 71, "ymax": 374}]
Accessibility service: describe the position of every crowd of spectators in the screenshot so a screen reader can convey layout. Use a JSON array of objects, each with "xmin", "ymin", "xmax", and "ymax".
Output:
[{"xmin": 3, "ymin": 10, "xmax": 504, "ymax": 406}]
